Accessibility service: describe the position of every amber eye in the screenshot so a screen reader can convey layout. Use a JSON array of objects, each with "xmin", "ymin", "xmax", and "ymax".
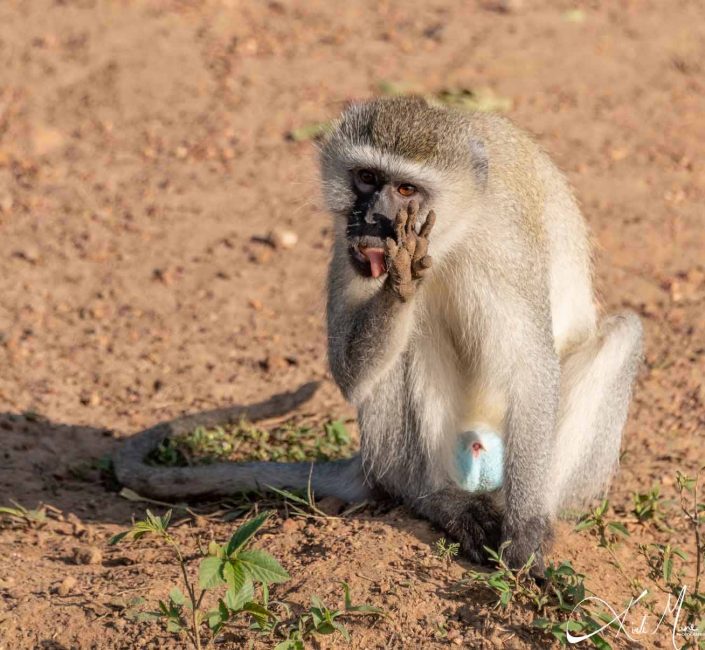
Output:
[
  {"xmin": 356, "ymin": 169, "xmax": 377, "ymax": 189},
  {"xmin": 398, "ymin": 183, "xmax": 417, "ymax": 197}
]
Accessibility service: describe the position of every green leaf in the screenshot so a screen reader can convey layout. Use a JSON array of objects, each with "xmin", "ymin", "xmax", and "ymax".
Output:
[
  {"xmin": 225, "ymin": 580, "xmax": 254, "ymax": 611},
  {"xmin": 332, "ymin": 620, "xmax": 351, "ymax": 641},
  {"xmin": 108, "ymin": 531, "xmax": 130, "ymax": 545},
  {"xmin": 607, "ymin": 522, "xmax": 629, "ymax": 537},
  {"xmin": 575, "ymin": 518, "xmax": 596, "ymax": 532},
  {"xmin": 315, "ymin": 621, "xmax": 336, "ymax": 635},
  {"xmin": 199, "ymin": 556, "xmax": 226, "ymax": 590},
  {"xmin": 169, "ymin": 587, "xmax": 186, "ymax": 606},
  {"xmin": 166, "ymin": 619, "xmax": 182, "ymax": 633},
  {"xmin": 275, "ymin": 638, "xmax": 304, "ymax": 650},
  {"xmin": 207, "ymin": 608, "xmax": 223, "ymax": 631},
  {"xmin": 132, "ymin": 610, "xmax": 162, "ymax": 622},
  {"xmin": 672, "ymin": 547, "xmax": 688, "ymax": 560},
  {"xmin": 225, "ymin": 511, "xmax": 272, "ymax": 557},
  {"xmin": 238, "ymin": 549, "xmax": 290, "ymax": 584},
  {"xmin": 341, "ymin": 582, "xmax": 384, "ymax": 615},
  {"xmin": 223, "ymin": 560, "xmax": 248, "ymax": 591},
  {"xmin": 590, "ymin": 634, "xmax": 612, "ymax": 650},
  {"xmin": 533, "ymin": 618, "xmax": 550, "ymax": 629},
  {"xmin": 663, "ymin": 555, "xmax": 673, "ymax": 583},
  {"xmin": 241, "ymin": 601, "xmax": 273, "ymax": 626}
]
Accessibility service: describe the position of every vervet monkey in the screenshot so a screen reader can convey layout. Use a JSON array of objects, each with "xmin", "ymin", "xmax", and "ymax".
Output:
[{"xmin": 115, "ymin": 97, "xmax": 642, "ymax": 572}]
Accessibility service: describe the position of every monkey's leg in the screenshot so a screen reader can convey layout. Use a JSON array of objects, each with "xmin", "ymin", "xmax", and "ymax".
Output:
[
  {"xmin": 500, "ymin": 336, "xmax": 561, "ymax": 573},
  {"xmin": 549, "ymin": 311, "xmax": 643, "ymax": 514}
]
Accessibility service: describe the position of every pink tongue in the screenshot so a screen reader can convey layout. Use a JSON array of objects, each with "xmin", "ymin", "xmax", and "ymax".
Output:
[{"xmin": 363, "ymin": 248, "xmax": 386, "ymax": 279}]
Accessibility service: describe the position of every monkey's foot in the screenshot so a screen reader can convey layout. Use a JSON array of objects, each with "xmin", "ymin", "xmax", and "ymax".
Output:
[
  {"xmin": 501, "ymin": 515, "xmax": 553, "ymax": 577},
  {"xmin": 414, "ymin": 489, "xmax": 503, "ymax": 565}
]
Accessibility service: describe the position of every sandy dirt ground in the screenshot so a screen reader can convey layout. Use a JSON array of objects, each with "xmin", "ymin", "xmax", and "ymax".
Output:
[{"xmin": 1, "ymin": 0, "xmax": 704, "ymax": 648}]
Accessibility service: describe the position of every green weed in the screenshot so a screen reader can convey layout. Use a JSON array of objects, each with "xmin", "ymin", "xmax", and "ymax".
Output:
[
  {"xmin": 465, "ymin": 542, "xmax": 614, "ymax": 648},
  {"xmin": 109, "ymin": 509, "xmax": 288, "ymax": 649},
  {"xmin": 275, "ymin": 582, "xmax": 384, "ymax": 649},
  {"xmin": 0, "ymin": 500, "xmax": 47, "ymax": 527},
  {"xmin": 148, "ymin": 419, "xmax": 354, "ymax": 468},
  {"xmin": 434, "ymin": 537, "xmax": 460, "ymax": 564}
]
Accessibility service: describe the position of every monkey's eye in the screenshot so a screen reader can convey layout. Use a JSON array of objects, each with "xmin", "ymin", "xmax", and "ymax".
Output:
[
  {"xmin": 398, "ymin": 183, "xmax": 417, "ymax": 197},
  {"xmin": 355, "ymin": 169, "xmax": 378, "ymax": 192}
]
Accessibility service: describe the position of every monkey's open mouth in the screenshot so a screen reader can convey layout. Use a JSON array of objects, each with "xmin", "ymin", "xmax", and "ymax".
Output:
[{"xmin": 349, "ymin": 243, "xmax": 387, "ymax": 279}]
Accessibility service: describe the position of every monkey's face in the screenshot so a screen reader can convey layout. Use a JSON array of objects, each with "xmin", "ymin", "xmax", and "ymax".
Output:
[{"xmin": 345, "ymin": 168, "xmax": 429, "ymax": 278}]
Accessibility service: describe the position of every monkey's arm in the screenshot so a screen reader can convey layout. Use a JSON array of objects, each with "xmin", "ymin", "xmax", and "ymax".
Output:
[
  {"xmin": 327, "ymin": 207, "xmax": 434, "ymax": 403},
  {"xmin": 327, "ymin": 278, "xmax": 416, "ymax": 403}
]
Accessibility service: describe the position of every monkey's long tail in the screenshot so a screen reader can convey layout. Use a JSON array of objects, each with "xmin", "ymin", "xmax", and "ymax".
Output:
[{"xmin": 113, "ymin": 382, "xmax": 371, "ymax": 503}]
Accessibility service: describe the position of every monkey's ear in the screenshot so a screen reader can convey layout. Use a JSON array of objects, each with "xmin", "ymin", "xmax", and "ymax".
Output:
[{"xmin": 469, "ymin": 138, "xmax": 488, "ymax": 189}]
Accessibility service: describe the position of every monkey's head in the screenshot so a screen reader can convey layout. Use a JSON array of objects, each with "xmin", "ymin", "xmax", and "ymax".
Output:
[{"xmin": 320, "ymin": 96, "xmax": 488, "ymax": 278}]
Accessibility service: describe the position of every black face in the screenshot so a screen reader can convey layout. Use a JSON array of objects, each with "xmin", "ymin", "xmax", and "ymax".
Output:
[{"xmin": 346, "ymin": 168, "xmax": 425, "ymax": 277}]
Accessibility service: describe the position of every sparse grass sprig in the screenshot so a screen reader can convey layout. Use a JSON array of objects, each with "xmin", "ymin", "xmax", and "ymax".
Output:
[
  {"xmin": 274, "ymin": 582, "xmax": 384, "ymax": 649},
  {"xmin": 148, "ymin": 419, "xmax": 355, "ymax": 468}
]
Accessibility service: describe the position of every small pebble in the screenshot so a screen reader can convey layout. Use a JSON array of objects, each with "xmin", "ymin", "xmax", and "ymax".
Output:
[
  {"xmin": 317, "ymin": 496, "xmax": 346, "ymax": 516},
  {"xmin": 56, "ymin": 576, "xmax": 77, "ymax": 596},
  {"xmin": 73, "ymin": 545, "xmax": 103, "ymax": 565},
  {"xmin": 268, "ymin": 228, "xmax": 298, "ymax": 250},
  {"xmin": 281, "ymin": 518, "xmax": 298, "ymax": 533},
  {"xmin": 261, "ymin": 355, "xmax": 289, "ymax": 372}
]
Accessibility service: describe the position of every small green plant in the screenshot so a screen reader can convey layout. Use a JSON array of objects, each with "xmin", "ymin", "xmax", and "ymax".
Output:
[
  {"xmin": 465, "ymin": 543, "xmax": 613, "ymax": 647},
  {"xmin": 575, "ymin": 499, "xmax": 647, "ymax": 604},
  {"xmin": 109, "ymin": 509, "xmax": 289, "ymax": 649},
  {"xmin": 434, "ymin": 537, "xmax": 460, "ymax": 564},
  {"xmin": 275, "ymin": 582, "xmax": 384, "ymax": 649},
  {"xmin": 466, "ymin": 541, "xmax": 542, "ymax": 609},
  {"xmin": 575, "ymin": 500, "xmax": 630, "ymax": 550},
  {"xmin": 631, "ymin": 485, "xmax": 670, "ymax": 526},
  {"xmin": 0, "ymin": 500, "xmax": 47, "ymax": 527},
  {"xmin": 673, "ymin": 470, "xmax": 705, "ymax": 638},
  {"xmin": 676, "ymin": 470, "xmax": 704, "ymax": 596}
]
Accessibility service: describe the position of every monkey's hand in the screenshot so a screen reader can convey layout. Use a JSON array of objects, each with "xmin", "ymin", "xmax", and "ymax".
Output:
[{"xmin": 384, "ymin": 201, "xmax": 435, "ymax": 302}]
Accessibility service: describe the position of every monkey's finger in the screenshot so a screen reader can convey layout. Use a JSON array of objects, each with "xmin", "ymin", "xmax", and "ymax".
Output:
[
  {"xmin": 412, "ymin": 236, "xmax": 428, "ymax": 263},
  {"xmin": 394, "ymin": 208, "xmax": 408, "ymax": 242},
  {"xmin": 393, "ymin": 247, "xmax": 413, "ymax": 283},
  {"xmin": 412, "ymin": 255, "xmax": 433, "ymax": 277},
  {"xmin": 404, "ymin": 233, "xmax": 417, "ymax": 259},
  {"xmin": 419, "ymin": 210, "xmax": 436, "ymax": 238},
  {"xmin": 384, "ymin": 237, "xmax": 399, "ymax": 260},
  {"xmin": 406, "ymin": 200, "xmax": 419, "ymax": 235}
]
